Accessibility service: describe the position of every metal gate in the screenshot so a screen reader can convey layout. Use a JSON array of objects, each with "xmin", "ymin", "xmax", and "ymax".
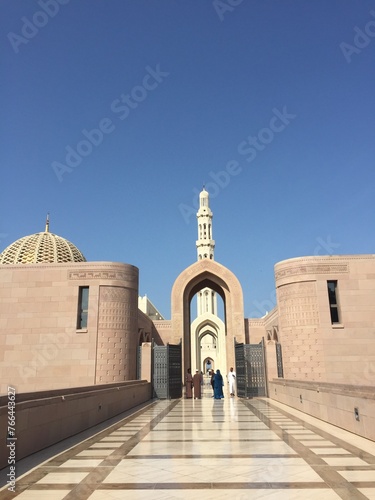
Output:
[
  {"xmin": 235, "ymin": 339, "xmax": 267, "ymax": 398},
  {"xmin": 276, "ymin": 343, "xmax": 284, "ymax": 378},
  {"xmin": 136, "ymin": 346, "xmax": 141, "ymax": 380},
  {"xmin": 152, "ymin": 342, "xmax": 182, "ymax": 399}
]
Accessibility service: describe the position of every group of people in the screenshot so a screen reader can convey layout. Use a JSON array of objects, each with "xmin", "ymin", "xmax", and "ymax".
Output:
[
  {"xmin": 185, "ymin": 367, "xmax": 236, "ymax": 399},
  {"xmin": 185, "ymin": 368, "xmax": 203, "ymax": 399}
]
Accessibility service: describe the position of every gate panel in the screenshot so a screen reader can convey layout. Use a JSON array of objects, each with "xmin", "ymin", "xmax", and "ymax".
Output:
[
  {"xmin": 247, "ymin": 343, "xmax": 266, "ymax": 397},
  {"xmin": 168, "ymin": 344, "xmax": 182, "ymax": 399},
  {"xmin": 153, "ymin": 346, "xmax": 168, "ymax": 399},
  {"xmin": 235, "ymin": 343, "xmax": 248, "ymax": 398},
  {"xmin": 235, "ymin": 341, "xmax": 267, "ymax": 398},
  {"xmin": 152, "ymin": 343, "xmax": 182, "ymax": 399},
  {"xmin": 136, "ymin": 346, "xmax": 141, "ymax": 380},
  {"xmin": 276, "ymin": 343, "xmax": 284, "ymax": 378}
]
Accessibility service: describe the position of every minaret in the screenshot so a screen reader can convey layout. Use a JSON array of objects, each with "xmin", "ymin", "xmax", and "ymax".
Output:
[
  {"xmin": 196, "ymin": 187, "xmax": 215, "ymax": 261},
  {"xmin": 44, "ymin": 213, "xmax": 50, "ymax": 233},
  {"xmin": 196, "ymin": 188, "xmax": 217, "ymax": 316}
]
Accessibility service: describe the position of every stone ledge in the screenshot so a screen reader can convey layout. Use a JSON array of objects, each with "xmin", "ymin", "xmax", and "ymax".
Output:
[
  {"xmin": 0, "ymin": 380, "xmax": 151, "ymax": 469},
  {"xmin": 271, "ymin": 378, "xmax": 375, "ymax": 400},
  {"xmin": 0, "ymin": 380, "xmax": 147, "ymax": 407}
]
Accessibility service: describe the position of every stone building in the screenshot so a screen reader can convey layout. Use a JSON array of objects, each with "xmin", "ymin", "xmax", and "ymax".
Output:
[
  {"xmin": 0, "ymin": 217, "xmax": 139, "ymax": 393},
  {"xmin": 0, "ymin": 192, "xmax": 374, "ymax": 440}
]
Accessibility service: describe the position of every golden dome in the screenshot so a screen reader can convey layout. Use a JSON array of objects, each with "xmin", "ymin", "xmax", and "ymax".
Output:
[{"xmin": 0, "ymin": 218, "xmax": 86, "ymax": 265}]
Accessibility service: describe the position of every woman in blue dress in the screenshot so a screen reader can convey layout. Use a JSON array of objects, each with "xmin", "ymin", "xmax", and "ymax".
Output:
[{"xmin": 213, "ymin": 369, "xmax": 224, "ymax": 399}]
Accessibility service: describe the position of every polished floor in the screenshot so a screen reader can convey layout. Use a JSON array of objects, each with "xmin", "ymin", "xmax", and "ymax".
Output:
[{"xmin": 1, "ymin": 386, "xmax": 375, "ymax": 499}]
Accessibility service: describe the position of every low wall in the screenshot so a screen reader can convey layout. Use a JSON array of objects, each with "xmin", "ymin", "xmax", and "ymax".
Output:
[
  {"xmin": 269, "ymin": 379, "xmax": 375, "ymax": 441},
  {"xmin": 0, "ymin": 380, "xmax": 151, "ymax": 470}
]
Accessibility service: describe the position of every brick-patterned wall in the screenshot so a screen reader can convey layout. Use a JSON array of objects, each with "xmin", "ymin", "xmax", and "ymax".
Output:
[
  {"xmin": 277, "ymin": 281, "xmax": 325, "ymax": 381},
  {"xmin": 96, "ymin": 285, "xmax": 138, "ymax": 383}
]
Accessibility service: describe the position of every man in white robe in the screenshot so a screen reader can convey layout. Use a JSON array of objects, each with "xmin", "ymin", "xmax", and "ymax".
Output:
[{"xmin": 227, "ymin": 367, "xmax": 236, "ymax": 396}]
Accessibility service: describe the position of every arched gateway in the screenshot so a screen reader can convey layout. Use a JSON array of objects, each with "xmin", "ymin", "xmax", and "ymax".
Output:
[{"xmin": 171, "ymin": 258, "xmax": 246, "ymax": 375}]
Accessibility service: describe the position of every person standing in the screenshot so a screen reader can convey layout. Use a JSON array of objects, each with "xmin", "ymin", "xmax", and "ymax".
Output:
[
  {"xmin": 210, "ymin": 369, "xmax": 215, "ymax": 397},
  {"xmin": 213, "ymin": 369, "xmax": 224, "ymax": 399},
  {"xmin": 193, "ymin": 369, "xmax": 202, "ymax": 399},
  {"xmin": 185, "ymin": 368, "xmax": 193, "ymax": 399},
  {"xmin": 227, "ymin": 367, "xmax": 236, "ymax": 397}
]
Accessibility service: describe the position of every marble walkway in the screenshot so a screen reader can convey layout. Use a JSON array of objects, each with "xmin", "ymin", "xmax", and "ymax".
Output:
[{"xmin": 1, "ymin": 391, "xmax": 375, "ymax": 499}]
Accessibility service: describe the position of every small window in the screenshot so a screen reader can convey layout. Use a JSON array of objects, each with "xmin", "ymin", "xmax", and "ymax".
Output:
[
  {"xmin": 327, "ymin": 280, "xmax": 340, "ymax": 324},
  {"xmin": 77, "ymin": 286, "xmax": 89, "ymax": 329}
]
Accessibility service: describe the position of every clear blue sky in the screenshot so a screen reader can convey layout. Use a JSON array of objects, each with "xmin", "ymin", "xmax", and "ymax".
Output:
[{"xmin": 1, "ymin": 1, "xmax": 375, "ymax": 318}]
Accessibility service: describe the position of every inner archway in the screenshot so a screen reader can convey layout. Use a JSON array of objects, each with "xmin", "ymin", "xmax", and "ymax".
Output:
[
  {"xmin": 191, "ymin": 314, "xmax": 225, "ymax": 374},
  {"xmin": 203, "ymin": 356, "xmax": 214, "ymax": 374},
  {"xmin": 171, "ymin": 259, "xmax": 246, "ymax": 376}
]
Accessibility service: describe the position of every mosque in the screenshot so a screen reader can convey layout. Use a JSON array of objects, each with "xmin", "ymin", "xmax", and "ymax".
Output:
[{"xmin": 0, "ymin": 188, "xmax": 374, "ymax": 442}]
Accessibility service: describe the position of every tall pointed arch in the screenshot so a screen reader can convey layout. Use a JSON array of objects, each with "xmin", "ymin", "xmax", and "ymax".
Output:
[{"xmin": 171, "ymin": 259, "xmax": 246, "ymax": 372}]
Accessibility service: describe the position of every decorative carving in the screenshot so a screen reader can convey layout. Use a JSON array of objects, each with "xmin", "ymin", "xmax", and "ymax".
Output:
[
  {"xmin": 276, "ymin": 264, "xmax": 348, "ymax": 282},
  {"xmin": 68, "ymin": 268, "xmax": 137, "ymax": 282},
  {"xmin": 100, "ymin": 286, "xmax": 134, "ymax": 302},
  {"xmin": 278, "ymin": 281, "xmax": 315, "ymax": 298},
  {"xmin": 96, "ymin": 296, "xmax": 133, "ymax": 382},
  {"xmin": 98, "ymin": 286, "xmax": 136, "ymax": 330},
  {"xmin": 278, "ymin": 282, "xmax": 319, "ymax": 327},
  {"xmin": 153, "ymin": 322, "xmax": 172, "ymax": 329}
]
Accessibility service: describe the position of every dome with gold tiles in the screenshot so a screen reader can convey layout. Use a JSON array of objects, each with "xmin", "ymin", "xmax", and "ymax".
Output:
[{"xmin": 0, "ymin": 218, "xmax": 86, "ymax": 265}]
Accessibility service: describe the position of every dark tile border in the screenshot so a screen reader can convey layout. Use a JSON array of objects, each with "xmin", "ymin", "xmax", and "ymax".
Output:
[{"xmin": 245, "ymin": 400, "xmax": 372, "ymax": 500}]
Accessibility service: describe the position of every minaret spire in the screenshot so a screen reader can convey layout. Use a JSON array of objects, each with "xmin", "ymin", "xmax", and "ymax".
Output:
[
  {"xmin": 196, "ymin": 187, "xmax": 215, "ymax": 260},
  {"xmin": 196, "ymin": 187, "xmax": 217, "ymax": 316},
  {"xmin": 45, "ymin": 213, "xmax": 50, "ymax": 233}
]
